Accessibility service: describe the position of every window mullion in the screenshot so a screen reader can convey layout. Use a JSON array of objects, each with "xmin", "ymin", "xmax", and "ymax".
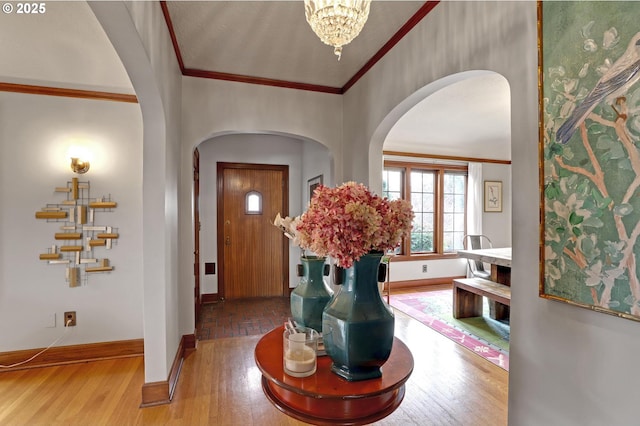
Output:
[
  {"xmin": 435, "ymin": 170, "xmax": 443, "ymax": 254},
  {"xmin": 404, "ymin": 166, "xmax": 412, "ymax": 255}
]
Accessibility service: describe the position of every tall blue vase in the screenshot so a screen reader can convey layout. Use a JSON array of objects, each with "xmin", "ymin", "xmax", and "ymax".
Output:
[
  {"xmin": 290, "ymin": 256, "xmax": 333, "ymax": 332},
  {"xmin": 322, "ymin": 252, "xmax": 395, "ymax": 381}
]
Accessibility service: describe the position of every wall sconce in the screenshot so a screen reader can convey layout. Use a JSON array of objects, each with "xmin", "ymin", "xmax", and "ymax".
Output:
[{"xmin": 70, "ymin": 157, "xmax": 90, "ymax": 174}]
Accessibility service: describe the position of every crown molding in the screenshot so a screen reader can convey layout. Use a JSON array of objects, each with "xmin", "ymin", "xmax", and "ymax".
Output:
[
  {"xmin": 0, "ymin": 82, "xmax": 138, "ymax": 103},
  {"xmin": 160, "ymin": 1, "xmax": 440, "ymax": 95}
]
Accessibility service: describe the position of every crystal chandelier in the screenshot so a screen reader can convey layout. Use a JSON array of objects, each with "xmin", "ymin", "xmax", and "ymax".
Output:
[{"xmin": 304, "ymin": 0, "xmax": 372, "ymax": 60}]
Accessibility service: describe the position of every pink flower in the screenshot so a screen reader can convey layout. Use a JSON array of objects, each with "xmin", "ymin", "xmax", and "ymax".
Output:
[{"xmin": 295, "ymin": 182, "xmax": 414, "ymax": 268}]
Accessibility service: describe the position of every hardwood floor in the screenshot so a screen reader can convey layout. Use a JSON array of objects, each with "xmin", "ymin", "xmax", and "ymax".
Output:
[{"xmin": 0, "ymin": 287, "xmax": 508, "ymax": 425}]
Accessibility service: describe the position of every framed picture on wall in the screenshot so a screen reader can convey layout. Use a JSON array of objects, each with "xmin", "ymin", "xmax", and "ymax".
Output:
[
  {"xmin": 539, "ymin": 1, "xmax": 640, "ymax": 321},
  {"xmin": 484, "ymin": 181, "xmax": 502, "ymax": 212},
  {"xmin": 308, "ymin": 175, "xmax": 323, "ymax": 202}
]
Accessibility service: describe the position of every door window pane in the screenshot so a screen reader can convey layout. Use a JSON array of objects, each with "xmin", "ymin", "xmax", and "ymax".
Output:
[{"xmin": 245, "ymin": 191, "xmax": 262, "ymax": 214}]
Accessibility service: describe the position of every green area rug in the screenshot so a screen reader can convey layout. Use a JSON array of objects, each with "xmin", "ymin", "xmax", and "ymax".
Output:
[{"xmin": 389, "ymin": 289, "xmax": 509, "ymax": 370}]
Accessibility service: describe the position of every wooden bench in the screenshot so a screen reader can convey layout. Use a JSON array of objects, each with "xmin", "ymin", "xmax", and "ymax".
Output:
[{"xmin": 452, "ymin": 277, "xmax": 511, "ymax": 320}]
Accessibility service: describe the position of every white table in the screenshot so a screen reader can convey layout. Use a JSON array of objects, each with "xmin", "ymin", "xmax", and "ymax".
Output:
[{"xmin": 456, "ymin": 247, "xmax": 512, "ymax": 270}]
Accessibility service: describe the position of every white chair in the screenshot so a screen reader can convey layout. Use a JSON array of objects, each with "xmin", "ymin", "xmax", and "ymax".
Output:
[{"xmin": 462, "ymin": 234, "xmax": 493, "ymax": 279}]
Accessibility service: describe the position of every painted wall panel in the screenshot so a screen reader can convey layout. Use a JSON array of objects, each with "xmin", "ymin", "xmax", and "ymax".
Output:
[{"xmin": 0, "ymin": 92, "xmax": 143, "ymax": 352}]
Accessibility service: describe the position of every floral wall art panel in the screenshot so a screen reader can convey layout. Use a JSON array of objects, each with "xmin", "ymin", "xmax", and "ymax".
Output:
[{"xmin": 540, "ymin": 1, "xmax": 640, "ymax": 321}]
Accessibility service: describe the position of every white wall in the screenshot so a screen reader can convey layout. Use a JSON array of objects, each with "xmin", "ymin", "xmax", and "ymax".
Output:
[
  {"xmin": 0, "ymin": 1, "xmax": 133, "ymax": 93},
  {"xmin": 0, "ymin": 92, "xmax": 143, "ymax": 352},
  {"xmin": 91, "ymin": 0, "xmax": 183, "ymax": 383},
  {"xmin": 179, "ymin": 77, "xmax": 341, "ymax": 295},
  {"xmin": 125, "ymin": 0, "xmax": 184, "ymax": 383},
  {"xmin": 389, "ymin": 258, "xmax": 466, "ymax": 282},
  {"xmin": 302, "ymin": 140, "xmax": 334, "ymax": 199},
  {"xmin": 180, "ymin": 76, "xmax": 342, "ymax": 171},
  {"xmin": 482, "ymin": 162, "xmax": 512, "ymax": 248}
]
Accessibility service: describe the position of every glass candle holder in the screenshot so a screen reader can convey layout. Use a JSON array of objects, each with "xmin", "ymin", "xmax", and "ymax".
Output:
[{"xmin": 283, "ymin": 326, "xmax": 319, "ymax": 378}]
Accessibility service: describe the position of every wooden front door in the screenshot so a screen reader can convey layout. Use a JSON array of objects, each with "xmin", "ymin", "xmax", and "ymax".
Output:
[{"xmin": 217, "ymin": 163, "xmax": 289, "ymax": 299}]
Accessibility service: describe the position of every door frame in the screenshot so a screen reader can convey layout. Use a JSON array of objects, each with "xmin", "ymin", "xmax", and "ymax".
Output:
[
  {"xmin": 193, "ymin": 148, "xmax": 201, "ymax": 325},
  {"xmin": 216, "ymin": 162, "xmax": 289, "ymax": 299}
]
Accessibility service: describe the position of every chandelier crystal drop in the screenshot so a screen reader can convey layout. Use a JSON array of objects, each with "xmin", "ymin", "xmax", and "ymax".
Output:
[{"xmin": 304, "ymin": 0, "xmax": 372, "ymax": 60}]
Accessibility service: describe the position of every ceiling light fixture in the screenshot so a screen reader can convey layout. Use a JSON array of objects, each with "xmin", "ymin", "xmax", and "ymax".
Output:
[{"xmin": 304, "ymin": 0, "xmax": 372, "ymax": 60}]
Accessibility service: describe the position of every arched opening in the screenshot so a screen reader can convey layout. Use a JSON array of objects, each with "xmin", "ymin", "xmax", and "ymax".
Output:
[
  {"xmin": 369, "ymin": 70, "xmax": 512, "ymax": 248},
  {"xmin": 192, "ymin": 132, "xmax": 333, "ymax": 307},
  {"xmin": 368, "ymin": 70, "xmax": 513, "ymax": 367}
]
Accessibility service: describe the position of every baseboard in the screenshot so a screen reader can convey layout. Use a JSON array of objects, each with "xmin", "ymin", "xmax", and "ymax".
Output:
[
  {"xmin": 0, "ymin": 339, "xmax": 144, "ymax": 373},
  {"xmin": 2, "ymin": 333, "xmax": 198, "ymax": 408},
  {"xmin": 140, "ymin": 333, "xmax": 196, "ymax": 407},
  {"xmin": 201, "ymin": 293, "xmax": 219, "ymax": 304},
  {"xmin": 388, "ymin": 276, "xmax": 464, "ymax": 290},
  {"xmin": 202, "ymin": 290, "xmax": 294, "ymax": 302}
]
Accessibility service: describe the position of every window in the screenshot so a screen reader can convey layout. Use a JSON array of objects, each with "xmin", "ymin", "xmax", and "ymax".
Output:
[
  {"xmin": 383, "ymin": 161, "xmax": 467, "ymax": 258},
  {"xmin": 410, "ymin": 169, "xmax": 436, "ymax": 252},
  {"xmin": 245, "ymin": 191, "xmax": 262, "ymax": 214}
]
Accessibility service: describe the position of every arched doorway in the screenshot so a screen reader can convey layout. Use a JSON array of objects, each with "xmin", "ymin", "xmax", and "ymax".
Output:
[{"xmin": 192, "ymin": 133, "xmax": 333, "ymax": 308}]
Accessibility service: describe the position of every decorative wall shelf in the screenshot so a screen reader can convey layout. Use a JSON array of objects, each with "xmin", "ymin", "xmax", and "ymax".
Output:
[{"xmin": 35, "ymin": 177, "xmax": 118, "ymax": 287}]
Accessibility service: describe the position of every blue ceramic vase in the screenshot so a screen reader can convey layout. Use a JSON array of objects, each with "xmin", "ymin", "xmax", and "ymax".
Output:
[
  {"xmin": 290, "ymin": 256, "xmax": 333, "ymax": 332},
  {"xmin": 322, "ymin": 252, "xmax": 395, "ymax": 381}
]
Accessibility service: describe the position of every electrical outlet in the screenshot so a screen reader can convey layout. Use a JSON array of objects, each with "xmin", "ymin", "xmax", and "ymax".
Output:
[
  {"xmin": 64, "ymin": 311, "xmax": 77, "ymax": 327},
  {"xmin": 422, "ymin": 264, "xmax": 428, "ymax": 273}
]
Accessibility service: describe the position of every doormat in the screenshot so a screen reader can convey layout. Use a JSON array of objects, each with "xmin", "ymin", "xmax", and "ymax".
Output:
[{"xmin": 389, "ymin": 289, "xmax": 510, "ymax": 371}]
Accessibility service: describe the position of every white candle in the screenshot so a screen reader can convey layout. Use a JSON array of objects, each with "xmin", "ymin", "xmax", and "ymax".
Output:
[
  {"xmin": 283, "ymin": 328, "xmax": 318, "ymax": 377},
  {"xmin": 284, "ymin": 346, "xmax": 316, "ymax": 374}
]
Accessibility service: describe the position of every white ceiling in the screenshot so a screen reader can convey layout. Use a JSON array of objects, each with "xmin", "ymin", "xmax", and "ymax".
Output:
[
  {"xmin": 166, "ymin": 1, "xmax": 425, "ymax": 88},
  {"xmin": 0, "ymin": 1, "xmax": 511, "ymax": 161},
  {"xmin": 386, "ymin": 73, "xmax": 512, "ymax": 160},
  {"xmin": 0, "ymin": 1, "xmax": 133, "ymax": 93}
]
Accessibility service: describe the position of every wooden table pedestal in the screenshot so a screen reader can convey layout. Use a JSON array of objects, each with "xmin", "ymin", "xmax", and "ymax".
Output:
[{"xmin": 255, "ymin": 326, "xmax": 413, "ymax": 425}]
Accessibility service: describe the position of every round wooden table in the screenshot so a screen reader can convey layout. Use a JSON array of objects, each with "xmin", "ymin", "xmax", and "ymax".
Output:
[{"xmin": 254, "ymin": 325, "xmax": 414, "ymax": 425}]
